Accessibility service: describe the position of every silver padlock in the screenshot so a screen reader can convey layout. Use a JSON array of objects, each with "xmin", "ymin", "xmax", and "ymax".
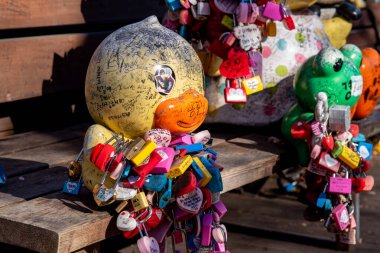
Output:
[
  {"xmin": 328, "ymin": 105, "xmax": 350, "ymax": 132},
  {"xmin": 197, "ymin": 0, "xmax": 210, "ymax": 16}
]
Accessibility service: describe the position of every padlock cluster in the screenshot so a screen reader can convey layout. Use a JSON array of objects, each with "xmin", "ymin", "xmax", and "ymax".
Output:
[
  {"xmin": 65, "ymin": 128, "xmax": 229, "ymax": 252},
  {"xmin": 290, "ymin": 92, "xmax": 374, "ymax": 245},
  {"xmin": 162, "ymin": 0, "xmax": 295, "ymax": 105}
]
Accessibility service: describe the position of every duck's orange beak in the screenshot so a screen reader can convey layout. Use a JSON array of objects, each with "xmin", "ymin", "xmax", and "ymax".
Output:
[{"xmin": 154, "ymin": 89, "xmax": 208, "ymax": 134}]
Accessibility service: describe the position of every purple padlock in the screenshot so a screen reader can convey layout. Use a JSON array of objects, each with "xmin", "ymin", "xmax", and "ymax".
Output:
[
  {"xmin": 212, "ymin": 200, "xmax": 227, "ymax": 218},
  {"xmin": 201, "ymin": 213, "xmax": 213, "ymax": 246}
]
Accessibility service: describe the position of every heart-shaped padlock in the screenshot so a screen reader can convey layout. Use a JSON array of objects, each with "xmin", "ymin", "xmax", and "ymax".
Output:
[
  {"xmin": 117, "ymin": 211, "xmax": 137, "ymax": 231},
  {"xmin": 176, "ymin": 187, "xmax": 203, "ymax": 213}
]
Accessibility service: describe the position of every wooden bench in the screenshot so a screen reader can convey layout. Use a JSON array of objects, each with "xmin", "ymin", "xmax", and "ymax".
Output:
[{"xmin": 0, "ymin": 1, "xmax": 379, "ymax": 252}]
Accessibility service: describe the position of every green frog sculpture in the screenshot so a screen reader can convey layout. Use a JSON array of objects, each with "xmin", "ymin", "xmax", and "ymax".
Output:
[{"xmin": 281, "ymin": 44, "xmax": 363, "ymax": 166}]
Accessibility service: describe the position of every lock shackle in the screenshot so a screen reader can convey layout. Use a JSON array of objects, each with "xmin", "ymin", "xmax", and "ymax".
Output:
[
  {"xmin": 195, "ymin": 214, "xmax": 201, "ymax": 237},
  {"xmin": 74, "ymin": 148, "xmax": 85, "ymax": 162},
  {"xmin": 99, "ymin": 154, "xmax": 118, "ymax": 185},
  {"xmin": 103, "ymin": 133, "xmax": 121, "ymax": 146},
  {"xmin": 136, "ymin": 205, "xmax": 153, "ymax": 224}
]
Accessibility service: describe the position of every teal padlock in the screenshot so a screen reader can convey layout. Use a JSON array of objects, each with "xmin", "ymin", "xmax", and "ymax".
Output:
[{"xmin": 143, "ymin": 174, "xmax": 168, "ymax": 192}]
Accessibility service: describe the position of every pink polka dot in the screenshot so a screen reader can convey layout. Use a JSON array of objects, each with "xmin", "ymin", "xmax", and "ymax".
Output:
[
  {"xmin": 295, "ymin": 53, "xmax": 306, "ymax": 64},
  {"xmin": 262, "ymin": 46, "xmax": 272, "ymax": 58}
]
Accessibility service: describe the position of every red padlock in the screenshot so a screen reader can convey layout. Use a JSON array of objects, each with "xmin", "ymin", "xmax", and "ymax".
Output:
[
  {"xmin": 90, "ymin": 144, "xmax": 116, "ymax": 172},
  {"xmin": 349, "ymin": 124, "xmax": 360, "ymax": 137},
  {"xmin": 133, "ymin": 150, "xmax": 162, "ymax": 178},
  {"xmin": 179, "ymin": 9, "xmax": 192, "ymax": 25},
  {"xmin": 201, "ymin": 187, "xmax": 212, "ymax": 210},
  {"xmin": 290, "ymin": 120, "xmax": 312, "ymax": 141},
  {"xmin": 351, "ymin": 177, "xmax": 366, "ymax": 192},
  {"xmin": 224, "ymin": 79, "xmax": 247, "ymax": 104},
  {"xmin": 281, "ymin": 4, "xmax": 295, "ymax": 30},
  {"xmin": 172, "ymin": 170, "xmax": 197, "ymax": 197}
]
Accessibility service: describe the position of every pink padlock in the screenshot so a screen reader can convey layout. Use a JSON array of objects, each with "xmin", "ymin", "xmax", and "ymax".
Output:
[
  {"xmin": 179, "ymin": 9, "xmax": 192, "ymax": 25},
  {"xmin": 307, "ymin": 161, "xmax": 327, "ymax": 176},
  {"xmin": 170, "ymin": 134, "xmax": 193, "ymax": 146},
  {"xmin": 310, "ymin": 144, "xmax": 321, "ymax": 160},
  {"xmin": 332, "ymin": 204, "xmax": 350, "ymax": 231},
  {"xmin": 318, "ymin": 152, "xmax": 340, "ymax": 173},
  {"xmin": 329, "ymin": 173, "xmax": 351, "ymax": 194},
  {"xmin": 363, "ymin": 175, "xmax": 375, "ymax": 191},
  {"xmin": 151, "ymin": 147, "xmax": 175, "ymax": 174},
  {"xmin": 261, "ymin": 0, "xmax": 283, "ymax": 21}
]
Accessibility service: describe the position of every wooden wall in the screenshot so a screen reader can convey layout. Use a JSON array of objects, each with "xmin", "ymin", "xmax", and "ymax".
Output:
[{"xmin": 0, "ymin": 0, "xmax": 166, "ymax": 136}]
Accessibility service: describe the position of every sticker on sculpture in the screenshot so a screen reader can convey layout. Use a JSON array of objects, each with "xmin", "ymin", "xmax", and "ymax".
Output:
[{"xmin": 155, "ymin": 65, "xmax": 176, "ymax": 95}]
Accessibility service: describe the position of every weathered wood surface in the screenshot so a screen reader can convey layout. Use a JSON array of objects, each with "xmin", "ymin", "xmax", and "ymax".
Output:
[
  {"xmin": 0, "ymin": 0, "xmax": 165, "ymax": 30},
  {"xmin": 0, "ymin": 127, "xmax": 283, "ymax": 253},
  {"xmin": 0, "ymin": 33, "xmax": 107, "ymax": 103},
  {"xmin": 354, "ymin": 109, "xmax": 380, "ymax": 138}
]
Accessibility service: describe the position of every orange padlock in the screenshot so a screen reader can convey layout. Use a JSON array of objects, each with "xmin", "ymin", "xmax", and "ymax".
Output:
[{"xmin": 352, "ymin": 48, "xmax": 380, "ymax": 119}]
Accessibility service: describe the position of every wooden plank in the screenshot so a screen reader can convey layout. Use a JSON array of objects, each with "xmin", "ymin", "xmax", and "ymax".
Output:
[
  {"xmin": 0, "ymin": 166, "xmax": 66, "ymax": 208},
  {"xmin": 346, "ymin": 28, "xmax": 377, "ymax": 48},
  {"xmin": 0, "ymin": 123, "xmax": 88, "ymax": 156},
  {"xmin": 0, "ymin": 190, "xmax": 119, "ymax": 253},
  {"xmin": 0, "ymin": 0, "xmax": 165, "ymax": 30},
  {"xmin": 353, "ymin": 109, "xmax": 380, "ymax": 138},
  {"xmin": 217, "ymin": 134, "xmax": 282, "ymax": 192},
  {"xmin": 0, "ymin": 32, "xmax": 107, "ymax": 103},
  {"xmin": 0, "ymin": 117, "xmax": 13, "ymax": 132},
  {"xmin": 1, "ymin": 138, "xmax": 83, "ymax": 177}
]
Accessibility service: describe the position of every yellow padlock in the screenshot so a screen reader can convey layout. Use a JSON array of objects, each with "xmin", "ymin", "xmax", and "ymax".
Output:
[
  {"xmin": 242, "ymin": 76, "xmax": 263, "ymax": 95},
  {"xmin": 131, "ymin": 191, "xmax": 149, "ymax": 212},
  {"xmin": 131, "ymin": 140, "xmax": 157, "ymax": 166},
  {"xmin": 167, "ymin": 155, "xmax": 193, "ymax": 179},
  {"xmin": 192, "ymin": 157, "xmax": 212, "ymax": 187},
  {"xmin": 221, "ymin": 15, "xmax": 234, "ymax": 30},
  {"xmin": 338, "ymin": 145, "xmax": 360, "ymax": 169}
]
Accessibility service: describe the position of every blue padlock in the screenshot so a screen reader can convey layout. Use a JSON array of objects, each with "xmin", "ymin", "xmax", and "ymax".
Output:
[
  {"xmin": 179, "ymin": 25, "xmax": 191, "ymax": 41},
  {"xmin": 205, "ymin": 148, "xmax": 217, "ymax": 157},
  {"xmin": 352, "ymin": 133, "xmax": 366, "ymax": 143},
  {"xmin": 0, "ymin": 164, "xmax": 6, "ymax": 184},
  {"xmin": 176, "ymin": 143, "xmax": 204, "ymax": 154},
  {"xmin": 199, "ymin": 156, "xmax": 213, "ymax": 169},
  {"xmin": 120, "ymin": 162, "xmax": 132, "ymax": 180},
  {"xmin": 159, "ymin": 178, "xmax": 172, "ymax": 208},
  {"xmin": 62, "ymin": 180, "xmax": 81, "ymax": 195},
  {"xmin": 191, "ymin": 161, "xmax": 204, "ymax": 182},
  {"xmin": 324, "ymin": 198, "xmax": 332, "ymax": 216},
  {"xmin": 144, "ymin": 174, "xmax": 168, "ymax": 192},
  {"xmin": 165, "ymin": 0, "xmax": 182, "ymax": 11},
  {"xmin": 357, "ymin": 142, "xmax": 373, "ymax": 160},
  {"xmin": 206, "ymin": 167, "xmax": 223, "ymax": 193}
]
